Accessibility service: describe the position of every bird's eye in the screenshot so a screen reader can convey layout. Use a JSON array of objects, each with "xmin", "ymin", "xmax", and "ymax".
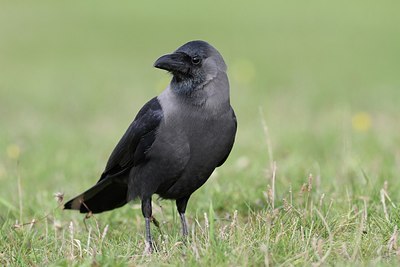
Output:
[{"xmin": 191, "ymin": 56, "xmax": 201, "ymax": 65}]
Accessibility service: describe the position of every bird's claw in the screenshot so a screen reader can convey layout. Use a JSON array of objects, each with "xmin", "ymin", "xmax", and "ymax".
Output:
[{"xmin": 144, "ymin": 240, "xmax": 154, "ymax": 254}]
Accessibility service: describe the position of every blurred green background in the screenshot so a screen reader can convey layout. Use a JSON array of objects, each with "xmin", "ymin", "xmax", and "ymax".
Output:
[{"xmin": 1, "ymin": 0, "xmax": 400, "ymax": 227}]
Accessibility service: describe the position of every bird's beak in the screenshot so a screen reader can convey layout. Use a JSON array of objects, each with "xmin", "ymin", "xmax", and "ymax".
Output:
[{"xmin": 154, "ymin": 52, "xmax": 188, "ymax": 73}]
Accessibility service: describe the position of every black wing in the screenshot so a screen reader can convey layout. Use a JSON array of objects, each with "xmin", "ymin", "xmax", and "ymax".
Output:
[
  {"xmin": 216, "ymin": 108, "xmax": 237, "ymax": 167},
  {"xmin": 98, "ymin": 96, "xmax": 163, "ymax": 182},
  {"xmin": 64, "ymin": 97, "xmax": 163, "ymax": 213},
  {"xmin": 64, "ymin": 98, "xmax": 163, "ymax": 213}
]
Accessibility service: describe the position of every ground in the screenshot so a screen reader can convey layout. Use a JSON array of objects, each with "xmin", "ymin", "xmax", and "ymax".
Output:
[{"xmin": 1, "ymin": 1, "xmax": 400, "ymax": 266}]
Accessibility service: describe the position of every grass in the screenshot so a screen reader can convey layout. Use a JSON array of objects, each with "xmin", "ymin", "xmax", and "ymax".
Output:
[{"xmin": 1, "ymin": 0, "xmax": 400, "ymax": 266}]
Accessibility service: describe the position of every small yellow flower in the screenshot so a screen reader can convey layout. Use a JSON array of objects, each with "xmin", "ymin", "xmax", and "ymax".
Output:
[
  {"xmin": 352, "ymin": 112, "xmax": 372, "ymax": 132},
  {"xmin": 7, "ymin": 144, "xmax": 21, "ymax": 160}
]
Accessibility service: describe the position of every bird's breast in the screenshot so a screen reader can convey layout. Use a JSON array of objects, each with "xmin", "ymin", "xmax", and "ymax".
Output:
[{"xmin": 155, "ymin": 87, "xmax": 234, "ymax": 177}]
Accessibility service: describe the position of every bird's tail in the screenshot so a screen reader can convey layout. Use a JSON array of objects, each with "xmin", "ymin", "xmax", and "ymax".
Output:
[{"xmin": 64, "ymin": 178, "xmax": 128, "ymax": 214}]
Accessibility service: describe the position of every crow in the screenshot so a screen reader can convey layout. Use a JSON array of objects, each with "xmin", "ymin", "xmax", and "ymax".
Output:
[{"xmin": 64, "ymin": 40, "xmax": 237, "ymax": 252}]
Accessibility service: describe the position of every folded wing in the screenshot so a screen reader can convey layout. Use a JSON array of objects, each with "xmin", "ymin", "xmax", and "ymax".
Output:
[{"xmin": 64, "ymin": 97, "xmax": 163, "ymax": 213}]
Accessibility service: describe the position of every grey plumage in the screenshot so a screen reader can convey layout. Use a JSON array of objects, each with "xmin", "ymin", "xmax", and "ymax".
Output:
[{"xmin": 64, "ymin": 40, "xmax": 237, "ymax": 252}]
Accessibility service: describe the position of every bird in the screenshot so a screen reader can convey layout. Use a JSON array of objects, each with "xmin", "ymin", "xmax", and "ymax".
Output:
[{"xmin": 64, "ymin": 40, "xmax": 237, "ymax": 252}]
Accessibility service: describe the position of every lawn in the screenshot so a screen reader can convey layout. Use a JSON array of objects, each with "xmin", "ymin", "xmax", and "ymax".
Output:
[{"xmin": 1, "ymin": 1, "xmax": 400, "ymax": 266}]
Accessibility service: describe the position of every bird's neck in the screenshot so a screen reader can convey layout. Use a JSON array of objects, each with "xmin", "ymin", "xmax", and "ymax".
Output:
[
  {"xmin": 170, "ymin": 75, "xmax": 204, "ymax": 96},
  {"xmin": 169, "ymin": 72, "xmax": 230, "ymax": 111}
]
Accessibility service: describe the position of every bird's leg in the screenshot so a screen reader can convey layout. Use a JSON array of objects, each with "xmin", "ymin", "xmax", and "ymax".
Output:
[
  {"xmin": 144, "ymin": 217, "xmax": 153, "ymax": 253},
  {"xmin": 141, "ymin": 197, "xmax": 154, "ymax": 253},
  {"xmin": 179, "ymin": 212, "xmax": 188, "ymax": 237},
  {"xmin": 176, "ymin": 197, "xmax": 190, "ymax": 238}
]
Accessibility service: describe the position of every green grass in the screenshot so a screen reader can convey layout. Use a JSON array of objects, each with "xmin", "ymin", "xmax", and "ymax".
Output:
[{"xmin": 1, "ymin": 0, "xmax": 400, "ymax": 266}]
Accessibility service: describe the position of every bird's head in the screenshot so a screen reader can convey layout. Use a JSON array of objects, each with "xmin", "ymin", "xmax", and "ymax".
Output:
[{"xmin": 154, "ymin": 40, "xmax": 227, "ymax": 95}]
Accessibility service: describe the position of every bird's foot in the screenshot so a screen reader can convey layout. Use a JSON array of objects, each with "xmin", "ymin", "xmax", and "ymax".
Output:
[
  {"xmin": 144, "ymin": 240, "xmax": 154, "ymax": 254},
  {"xmin": 181, "ymin": 232, "xmax": 190, "ymax": 245}
]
